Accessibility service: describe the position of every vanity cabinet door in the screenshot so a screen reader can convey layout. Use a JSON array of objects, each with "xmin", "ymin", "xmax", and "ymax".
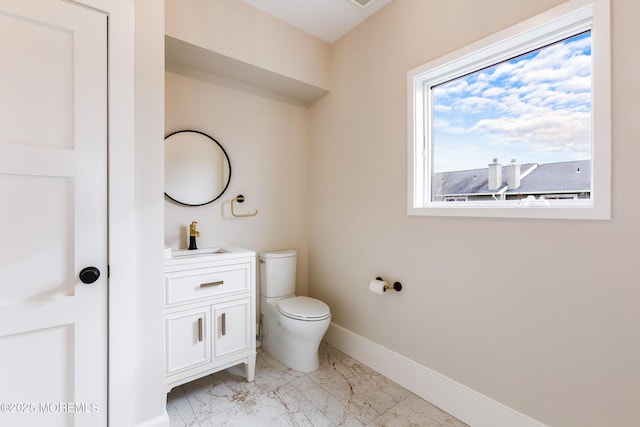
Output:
[
  {"xmin": 212, "ymin": 299, "xmax": 251, "ymax": 360},
  {"xmin": 165, "ymin": 307, "xmax": 210, "ymax": 375}
]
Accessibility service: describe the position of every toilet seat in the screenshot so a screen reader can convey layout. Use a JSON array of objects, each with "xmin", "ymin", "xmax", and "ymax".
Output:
[{"xmin": 278, "ymin": 296, "xmax": 330, "ymax": 321}]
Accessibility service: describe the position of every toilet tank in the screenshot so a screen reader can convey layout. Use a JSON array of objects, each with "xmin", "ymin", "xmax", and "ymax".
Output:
[{"xmin": 259, "ymin": 249, "xmax": 297, "ymax": 298}]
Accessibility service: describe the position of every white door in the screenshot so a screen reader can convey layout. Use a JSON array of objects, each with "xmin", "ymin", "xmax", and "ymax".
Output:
[{"xmin": 0, "ymin": 1, "xmax": 107, "ymax": 426}]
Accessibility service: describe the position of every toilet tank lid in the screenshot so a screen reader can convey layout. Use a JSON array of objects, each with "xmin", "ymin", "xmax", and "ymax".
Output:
[
  {"xmin": 278, "ymin": 296, "xmax": 330, "ymax": 320},
  {"xmin": 259, "ymin": 249, "xmax": 297, "ymax": 259}
]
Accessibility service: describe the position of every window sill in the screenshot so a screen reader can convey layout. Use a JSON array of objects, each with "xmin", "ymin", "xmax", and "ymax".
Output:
[{"xmin": 408, "ymin": 199, "xmax": 610, "ymax": 220}]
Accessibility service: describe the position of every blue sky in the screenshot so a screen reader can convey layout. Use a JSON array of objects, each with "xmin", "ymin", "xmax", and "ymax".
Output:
[{"xmin": 431, "ymin": 31, "xmax": 592, "ymax": 173}]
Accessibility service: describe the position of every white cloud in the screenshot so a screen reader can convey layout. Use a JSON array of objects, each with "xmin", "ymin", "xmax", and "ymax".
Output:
[
  {"xmin": 433, "ymin": 118, "xmax": 468, "ymax": 135},
  {"xmin": 433, "ymin": 104, "xmax": 452, "ymax": 113},
  {"xmin": 470, "ymin": 109, "xmax": 591, "ymax": 156},
  {"xmin": 482, "ymin": 86, "xmax": 506, "ymax": 98},
  {"xmin": 556, "ymin": 74, "xmax": 591, "ymax": 93}
]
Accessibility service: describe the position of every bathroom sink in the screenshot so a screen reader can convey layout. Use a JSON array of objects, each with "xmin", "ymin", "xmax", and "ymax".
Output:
[
  {"xmin": 171, "ymin": 247, "xmax": 229, "ymax": 257},
  {"xmin": 165, "ymin": 246, "xmax": 255, "ymax": 265}
]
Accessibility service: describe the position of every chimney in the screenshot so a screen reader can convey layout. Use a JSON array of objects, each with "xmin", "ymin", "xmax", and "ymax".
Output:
[
  {"xmin": 506, "ymin": 159, "xmax": 521, "ymax": 189},
  {"xmin": 488, "ymin": 158, "xmax": 502, "ymax": 190}
]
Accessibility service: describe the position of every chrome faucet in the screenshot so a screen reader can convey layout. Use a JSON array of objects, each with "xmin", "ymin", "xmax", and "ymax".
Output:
[{"xmin": 188, "ymin": 221, "xmax": 200, "ymax": 250}]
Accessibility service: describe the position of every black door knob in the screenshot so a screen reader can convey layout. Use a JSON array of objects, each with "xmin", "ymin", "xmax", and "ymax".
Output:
[{"xmin": 79, "ymin": 267, "xmax": 100, "ymax": 284}]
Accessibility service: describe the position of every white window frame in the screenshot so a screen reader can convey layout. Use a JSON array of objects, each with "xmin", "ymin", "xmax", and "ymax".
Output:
[{"xmin": 407, "ymin": 0, "xmax": 610, "ymax": 220}]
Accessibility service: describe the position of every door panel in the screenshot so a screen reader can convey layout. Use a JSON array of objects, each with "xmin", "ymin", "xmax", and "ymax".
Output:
[
  {"xmin": 0, "ymin": 1, "xmax": 107, "ymax": 426},
  {"xmin": 0, "ymin": 175, "xmax": 74, "ymax": 303},
  {"xmin": 0, "ymin": 10, "xmax": 74, "ymax": 149},
  {"xmin": 0, "ymin": 326, "xmax": 74, "ymax": 427}
]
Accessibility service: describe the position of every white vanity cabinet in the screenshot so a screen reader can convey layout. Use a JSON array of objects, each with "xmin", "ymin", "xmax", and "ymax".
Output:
[{"xmin": 164, "ymin": 248, "xmax": 256, "ymax": 391}]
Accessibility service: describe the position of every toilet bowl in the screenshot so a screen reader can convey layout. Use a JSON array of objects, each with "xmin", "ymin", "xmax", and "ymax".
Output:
[{"xmin": 259, "ymin": 250, "xmax": 331, "ymax": 372}]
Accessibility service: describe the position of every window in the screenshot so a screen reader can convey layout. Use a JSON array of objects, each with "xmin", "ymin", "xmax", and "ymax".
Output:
[{"xmin": 407, "ymin": 0, "xmax": 610, "ymax": 219}]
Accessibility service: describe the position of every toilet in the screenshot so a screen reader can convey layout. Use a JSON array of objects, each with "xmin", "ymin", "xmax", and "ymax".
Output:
[{"xmin": 259, "ymin": 249, "xmax": 331, "ymax": 372}]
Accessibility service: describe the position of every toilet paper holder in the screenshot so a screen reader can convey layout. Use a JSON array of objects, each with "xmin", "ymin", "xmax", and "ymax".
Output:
[{"xmin": 375, "ymin": 277, "xmax": 402, "ymax": 292}]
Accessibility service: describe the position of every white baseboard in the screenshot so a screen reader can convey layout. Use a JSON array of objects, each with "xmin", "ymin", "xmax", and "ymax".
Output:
[
  {"xmin": 324, "ymin": 323, "xmax": 548, "ymax": 427},
  {"xmin": 135, "ymin": 412, "xmax": 170, "ymax": 427}
]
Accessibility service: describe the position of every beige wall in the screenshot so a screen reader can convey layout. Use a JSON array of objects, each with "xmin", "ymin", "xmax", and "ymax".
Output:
[
  {"xmin": 164, "ymin": 68, "xmax": 311, "ymax": 296},
  {"xmin": 165, "ymin": 0, "xmax": 330, "ymax": 91},
  {"xmin": 308, "ymin": 1, "xmax": 639, "ymax": 426}
]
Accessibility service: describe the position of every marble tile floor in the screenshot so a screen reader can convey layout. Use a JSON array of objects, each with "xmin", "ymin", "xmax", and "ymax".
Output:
[{"xmin": 167, "ymin": 342, "xmax": 468, "ymax": 427}]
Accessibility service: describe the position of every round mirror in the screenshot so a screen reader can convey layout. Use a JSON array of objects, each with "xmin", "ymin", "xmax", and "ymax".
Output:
[{"xmin": 164, "ymin": 130, "xmax": 231, "ymax": 206}]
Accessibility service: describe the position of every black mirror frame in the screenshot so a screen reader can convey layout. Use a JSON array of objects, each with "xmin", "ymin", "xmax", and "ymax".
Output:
[{"xmin": 164, "ymin": 130, "xmax": 232, "ymax": 206}]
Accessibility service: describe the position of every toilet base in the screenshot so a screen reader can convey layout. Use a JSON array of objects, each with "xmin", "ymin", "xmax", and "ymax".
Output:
[
  {"xmin": 263, "ymin": 338, "xmax": 322, "ymax": 373},
  {"xmin": 261, "ymin": 300, "xmax": 330, "ymax": 372}
]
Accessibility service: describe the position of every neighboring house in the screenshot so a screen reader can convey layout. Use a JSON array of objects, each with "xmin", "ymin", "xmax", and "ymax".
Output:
[{"xmin": 433, "ymin": 159, "xmax": 591, "ymax": 201}]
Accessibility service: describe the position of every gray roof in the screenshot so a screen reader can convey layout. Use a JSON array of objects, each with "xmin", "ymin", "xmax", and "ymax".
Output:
[{"xmin": 433, "ymin": 160, "xmax": 590, "ymax": 196}]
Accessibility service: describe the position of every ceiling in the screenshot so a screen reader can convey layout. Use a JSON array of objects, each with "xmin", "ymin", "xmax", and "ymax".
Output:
[{"xmin": 240, "ymin": 0, "xmax": 393, "ymax": 43}]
